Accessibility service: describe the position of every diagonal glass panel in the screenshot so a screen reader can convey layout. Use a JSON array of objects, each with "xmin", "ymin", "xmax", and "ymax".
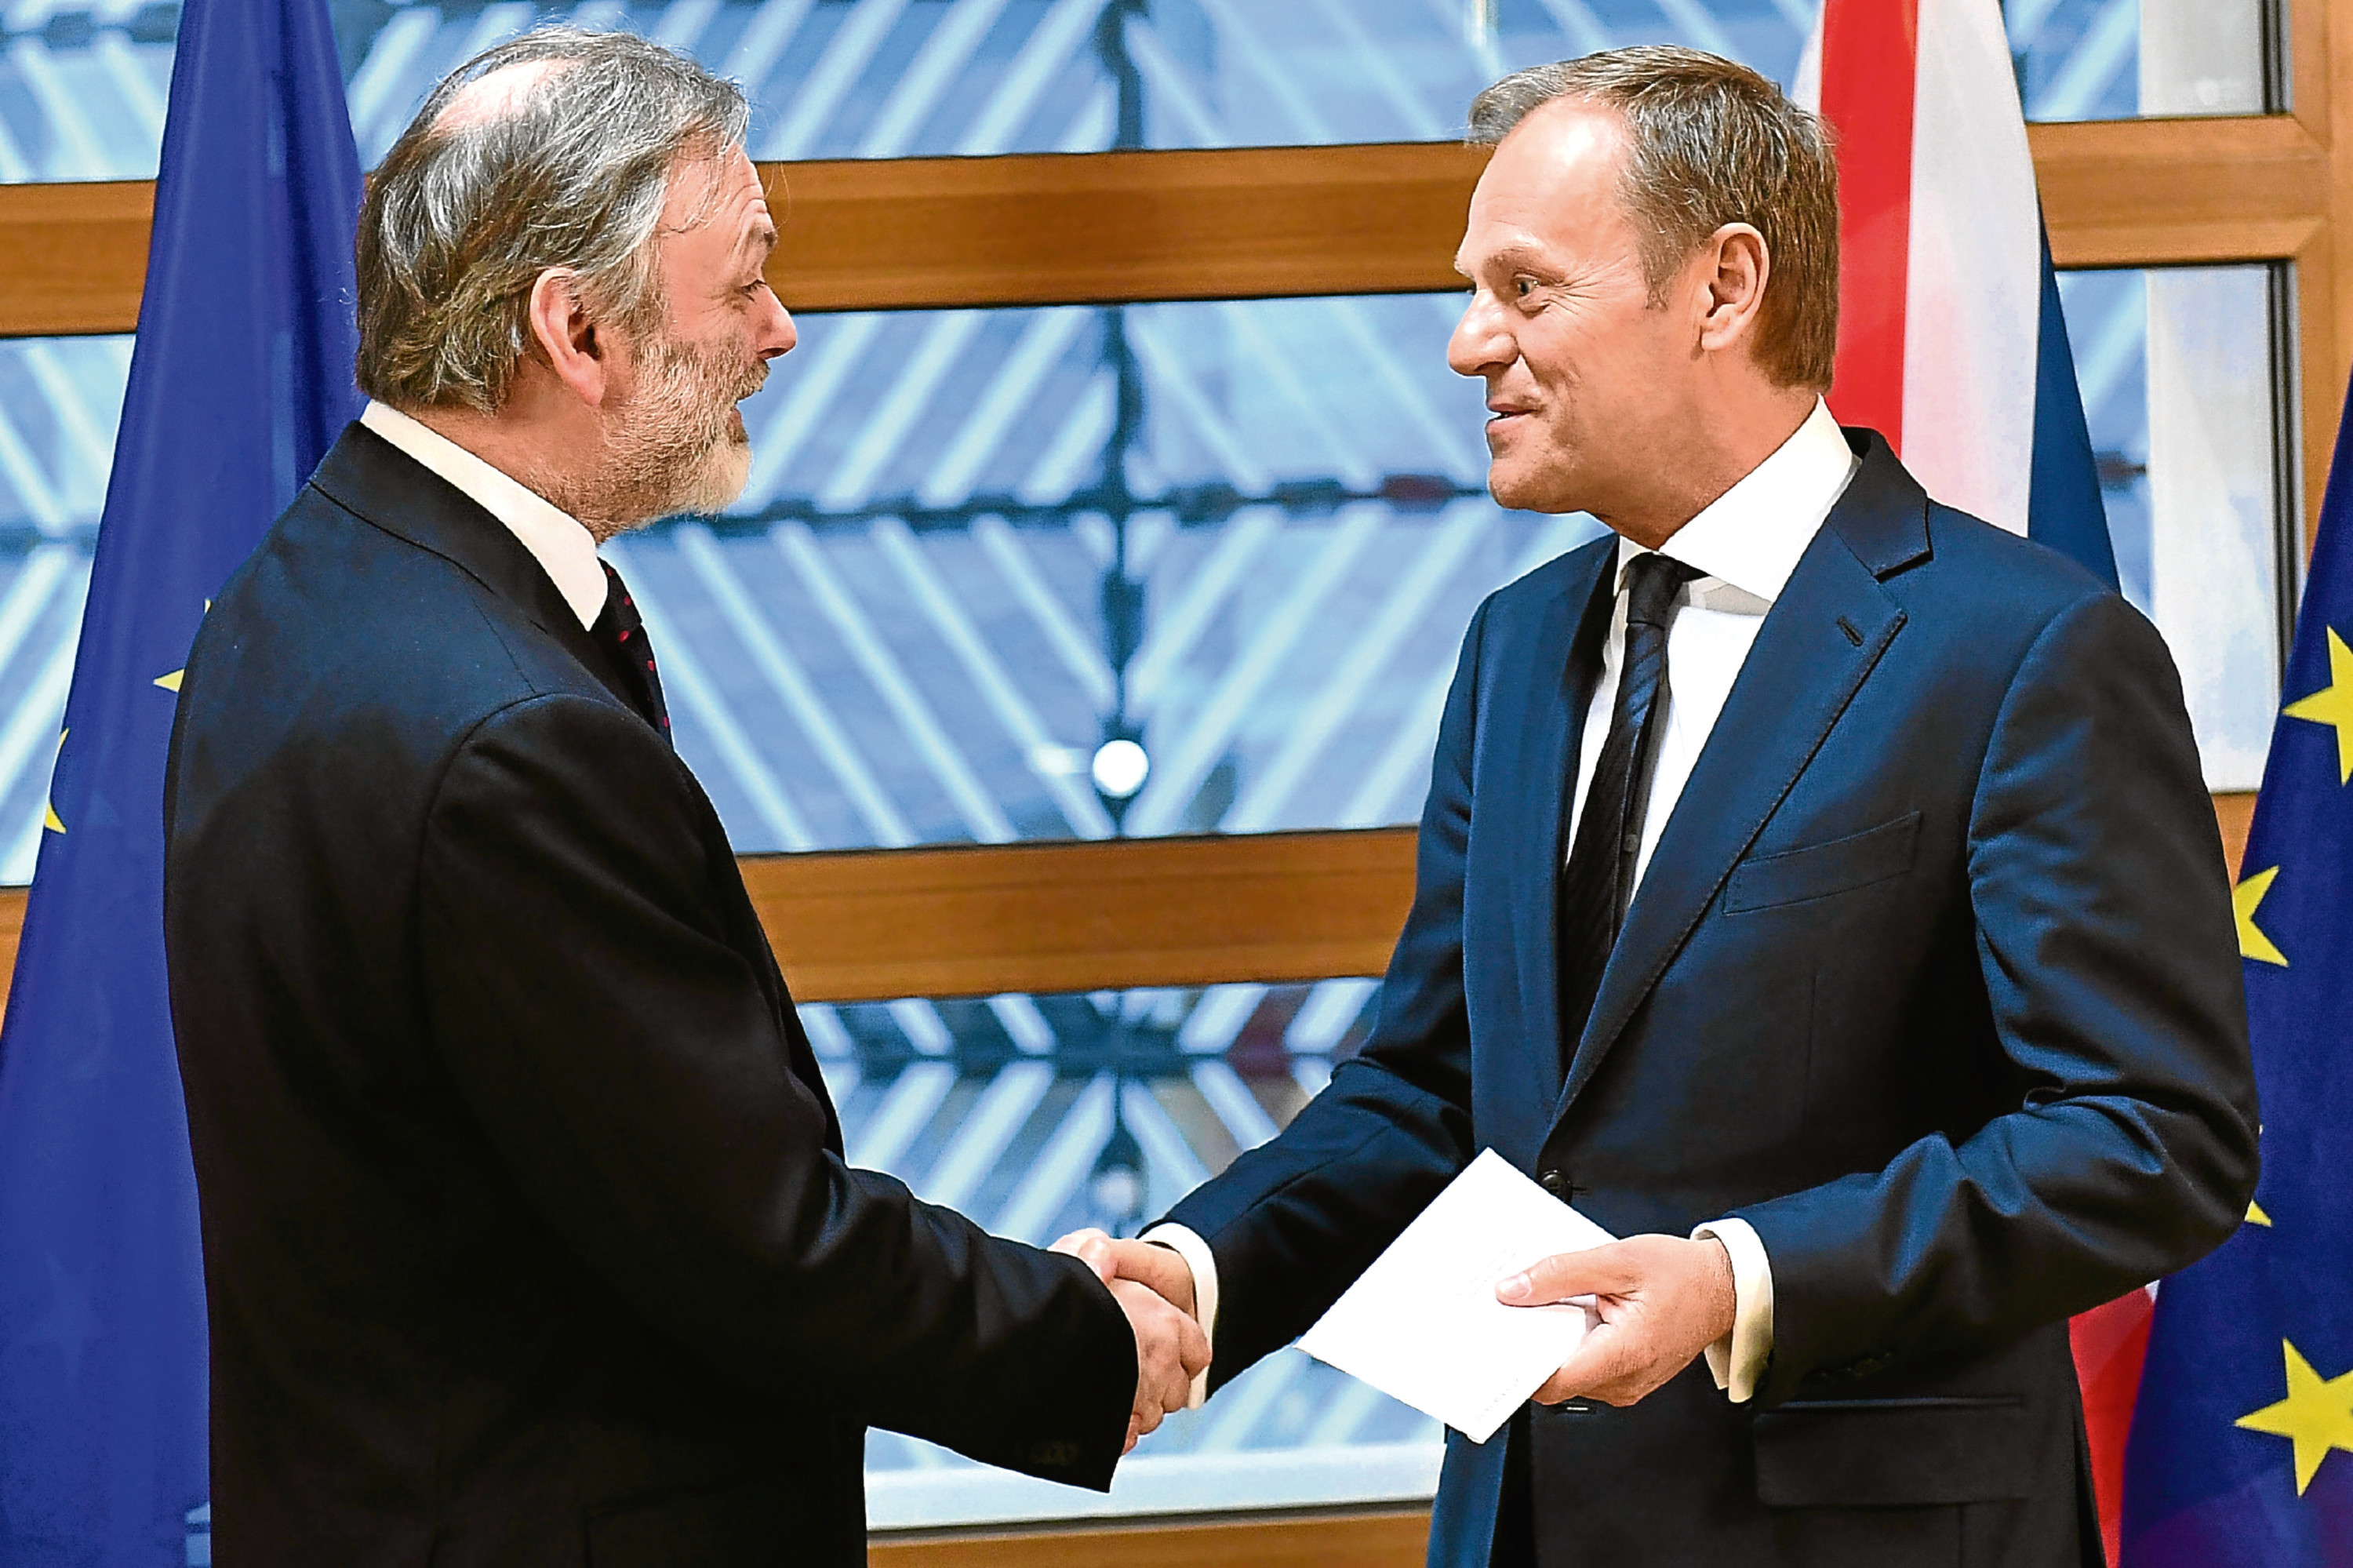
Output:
[
  {"xmin": 2010, "ymin": 0, "xmax": 2280, "ymax": 122},
  {"xmin": 0, "ymin": 0, "xmax": 2282, "ymax": 180},
  {"xmin": 604, "ymin": 291, "xmax": 1600, "ymax": 853},
  {"xmin": 0, "ymin": 266, "xmax": 2297, "ymax": 881}
]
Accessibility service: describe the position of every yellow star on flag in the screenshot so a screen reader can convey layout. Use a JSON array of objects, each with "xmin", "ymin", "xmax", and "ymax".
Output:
[
  {"xmin": 2237, "ymin": 1340, "xmax": 2353, "ymax": 1493},
  {"xmin": 155, "ymin": 669, "xmax": 183, "ymax": 693},
  {"xmin": 2283, "ymin": 627, "xmax": 2353, "ymax": 784},
  {"xmin": 2235, "ymin": 866, "xmax": 2287, "ymax": 966},
  {"xmin": 41, "ymin": 729, "xmax": 64, "ymax": 834},
  {"xmin": 2248, "ymin": 1199, "xmax": 2273, "ymax": 1227}
]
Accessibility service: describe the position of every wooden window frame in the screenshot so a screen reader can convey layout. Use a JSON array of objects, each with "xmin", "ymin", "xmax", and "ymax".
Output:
[{"xmin": 0, "ymin": 3, "xmax": 2340, "ymax": 1559}]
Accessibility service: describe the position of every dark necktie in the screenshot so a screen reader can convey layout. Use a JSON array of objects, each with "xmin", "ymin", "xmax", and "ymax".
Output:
[
  {"xmin": 1556, "ymin": 551, "xmax": 1700, "ymax": 1068},
  {"xmin": 591, "ymin": 561, "xmax": 672, "ymax": 746}
]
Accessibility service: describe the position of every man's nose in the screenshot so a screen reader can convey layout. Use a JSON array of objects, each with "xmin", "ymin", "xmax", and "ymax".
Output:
[
  {"xmin": 758, "ymin": 293, "xmax": 796, "ymax": 360},
  {"xmin": 1447, "ymin": 293, "xmax": 1507, "ymax": 379}
]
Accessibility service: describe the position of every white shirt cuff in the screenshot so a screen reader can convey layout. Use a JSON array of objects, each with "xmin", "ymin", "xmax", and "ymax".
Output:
[
  {"xmin": 1139, "ymin": 1222, "xmax": 1219, "ymax": 1410},
  {"xmin": 1690, "ymin": 1217, "xmax": 1773, "ymax": 1404}
]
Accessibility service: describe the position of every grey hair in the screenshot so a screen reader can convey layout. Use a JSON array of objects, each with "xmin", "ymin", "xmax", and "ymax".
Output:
[
  {"xmin": 1468, "ymin": 47, "xmax": 1839, "ymax": 391},
  {"xmin": 355, "ymin": 27, "xmax": 751, "ymax": 412}
]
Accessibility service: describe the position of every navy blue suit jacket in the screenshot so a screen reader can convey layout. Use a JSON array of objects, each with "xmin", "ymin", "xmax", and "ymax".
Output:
[
  {"xmin": 1167, "ymin": 433, "xmax": 2257, "ymax": 1566},
  {"xmin": 163, "ymin": 425, "xmax": 1136, "ymax": 1566}
]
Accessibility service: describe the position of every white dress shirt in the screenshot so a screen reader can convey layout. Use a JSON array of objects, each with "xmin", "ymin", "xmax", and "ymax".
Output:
[
  {"xmin": 1151, "ymin": 398, "xmax": 1860, "ymax": 1410},
  {"xmin": 360, "ymin": 400, "xmax": 608, "ymax": 631}
]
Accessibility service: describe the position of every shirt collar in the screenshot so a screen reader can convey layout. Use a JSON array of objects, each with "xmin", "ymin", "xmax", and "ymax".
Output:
[
  {"xmin": 359, "ymin": 400, "xmax": 608, "ymax": 630},
  {"xmin": 1613, "ymin": 398, "xmax": 1860, "ymax": 609}
]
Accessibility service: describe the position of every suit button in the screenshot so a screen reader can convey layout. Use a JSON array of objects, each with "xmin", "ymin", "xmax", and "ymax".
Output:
[{"xmin": 1539, "ymin": 1169, "xmax": 1568, "ymax": 1196}]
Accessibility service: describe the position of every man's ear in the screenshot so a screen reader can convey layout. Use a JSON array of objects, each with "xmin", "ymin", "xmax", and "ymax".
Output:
[
  {"xmin": 1695, "ymin": 224, "xmax": 1771, "ymax": 358},
  {"xmin": 525, "ymin": 267, "xmax": 612, "ymax": 408}
]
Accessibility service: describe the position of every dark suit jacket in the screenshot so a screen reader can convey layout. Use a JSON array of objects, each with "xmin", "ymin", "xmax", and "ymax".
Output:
[
  {"xmin": 162, "ymin": 423, "xmax": 1135, "ymax": 1566},
  {"xmin": 1166, "ymin": 433, "xmax": 2259, "ymax": 1567}
]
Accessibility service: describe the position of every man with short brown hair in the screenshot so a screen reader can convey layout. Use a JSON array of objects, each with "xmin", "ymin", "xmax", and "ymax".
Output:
[{"xmin": 1075, "ymin": 48, "xmax": 2255, "ymax": 1566}]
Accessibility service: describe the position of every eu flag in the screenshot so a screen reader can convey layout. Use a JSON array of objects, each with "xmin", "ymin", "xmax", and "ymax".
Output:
[
  {"xmin": 0, "ymin": 0, "xmax": 361, "ymax": 1559},
  {"xmin": 2119, "ymin": 373, "xmax": 2353, "ymax": 1561}
]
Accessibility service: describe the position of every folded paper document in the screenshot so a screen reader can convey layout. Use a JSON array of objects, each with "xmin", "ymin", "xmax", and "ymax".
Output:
[{"xmin": 1296, "ymin": 1148, "xmax": 1616, "ymax": 1443}]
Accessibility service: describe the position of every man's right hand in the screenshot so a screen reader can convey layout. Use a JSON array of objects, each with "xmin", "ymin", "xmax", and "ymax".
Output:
[
  {"xmin": 1053, "ymin": 1230, "xmax": 1209, "ymax": 1451},
  {"xmin": 1107, "ymin": 1275, "xmax": 1209, "ymax": 1450}
]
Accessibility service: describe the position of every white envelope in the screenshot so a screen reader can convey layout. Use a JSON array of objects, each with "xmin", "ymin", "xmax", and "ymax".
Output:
[{"xmin": 1296, "ymin": 1148, "xmax": 1616, "ymax": 1443}]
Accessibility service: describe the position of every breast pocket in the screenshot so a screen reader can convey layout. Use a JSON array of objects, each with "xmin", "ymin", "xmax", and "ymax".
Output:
[{"xmin": 1723, "ymin": 811, "xmax": 1922, "ymax": 915}]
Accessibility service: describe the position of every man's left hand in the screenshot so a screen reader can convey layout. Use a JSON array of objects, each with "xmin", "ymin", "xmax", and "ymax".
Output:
[{"xmin": 1497, "ymin": 1234, "xmax": 1736, "ymax": 1406}]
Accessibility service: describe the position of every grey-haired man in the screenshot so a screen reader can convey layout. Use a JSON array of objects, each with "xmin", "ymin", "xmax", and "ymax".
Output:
[{"xmin": 164, "ymin": 31, "xmax": 1202, "ymax": 1566}]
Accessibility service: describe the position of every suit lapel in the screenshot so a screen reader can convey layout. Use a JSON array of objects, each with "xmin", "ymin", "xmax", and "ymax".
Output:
[
  {"xmin": 309, "ymin": 421, "xmax": 638, "ymax": 716},
  {"xmin": 1554, "ymin": 434, "xmax": 1929, "ymax": 1120},
  {"xmin": 1499, "ymin": 541, "xmax": 1615, "ymax": 1121}
]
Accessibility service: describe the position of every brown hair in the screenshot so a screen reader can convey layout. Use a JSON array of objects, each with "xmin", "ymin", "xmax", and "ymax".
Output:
[{"xmin": 1468, "ymin": 46, "xmax": 1839, "ymax": 391}]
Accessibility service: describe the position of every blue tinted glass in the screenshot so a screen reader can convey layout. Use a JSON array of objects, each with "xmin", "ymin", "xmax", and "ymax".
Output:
[
  {"xmin": 2057, "ymin": 264, "xmax": 2285, "ymax": 791},
  {"xmin": 795, "ymin": 978, "xmax": 1446, "ymax": 1526},
  {"xmin": 2009, "ymin": 0, "xmax": 2275, "ymax": 122},
  {"xmin": 0, "ymin": 271, "xmax": 2294, "ymax": 883},
  {"xmin": 338, "ymin": 2, "xmax": 1809, "ymax": 164},
  {"xmin": 605, "ymin": 293, "xmax": 1601, "ymax": 852},
  {"xmin": 0, "ymin": 0, "xmax": 2274, "ymax": 182}
]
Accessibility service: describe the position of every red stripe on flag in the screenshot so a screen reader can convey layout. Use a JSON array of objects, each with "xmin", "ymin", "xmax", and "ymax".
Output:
[
  {"xmin": 2071, "ymin": 1289, "xmax": 2155, "ymax": 1567},
  {"xmin": 1818, "ymin": 0, "xmax": 1919, "ymax": 451}
]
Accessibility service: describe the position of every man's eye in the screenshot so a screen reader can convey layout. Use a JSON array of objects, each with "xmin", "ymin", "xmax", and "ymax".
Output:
[{"xmin": 1515, "ymin": 278, "xmax": 1536, "ymax": 299}]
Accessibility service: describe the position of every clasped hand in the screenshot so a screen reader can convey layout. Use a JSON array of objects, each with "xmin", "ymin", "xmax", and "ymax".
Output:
[
  {"xmin": 1497, "ymin": 1233, "xmax": 1737, "ymax": 1406},
  {"xmin": 1050, "ymin": 1228, "xmax": 1206, "ymax": 1453}
]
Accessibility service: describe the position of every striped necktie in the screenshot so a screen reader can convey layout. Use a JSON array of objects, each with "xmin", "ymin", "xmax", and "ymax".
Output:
[{"xmin": 1556, "ymin": 551, "xmax": 1700, "ymax": 1069}]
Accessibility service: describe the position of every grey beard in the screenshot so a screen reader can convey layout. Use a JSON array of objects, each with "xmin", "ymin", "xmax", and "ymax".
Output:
[{"xmin": 555, "ymin": 333, "xmax": 763, "ymax": 538}]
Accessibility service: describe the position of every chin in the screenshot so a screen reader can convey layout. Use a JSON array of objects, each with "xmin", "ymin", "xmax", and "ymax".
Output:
[
  {"xmin": 678, "ymin": 436, "xmax": 754, "ymax": 517},
  {"xmin": 1485, "ymin": 464, "xmax": 1549, "ymax": 515},
  {"xmin": 1486, "ymin": 453, "xmax": 1583, "ymax": 518}
]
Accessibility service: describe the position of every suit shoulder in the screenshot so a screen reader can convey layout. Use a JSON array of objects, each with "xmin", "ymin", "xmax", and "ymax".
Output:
[
  {"xmin": 1907, "ymin": 500, "xmax": 2117, "ymax": 627},
  {"xmin": 202, "ymin": 481, "xmax": 584, "ymax": 719}
]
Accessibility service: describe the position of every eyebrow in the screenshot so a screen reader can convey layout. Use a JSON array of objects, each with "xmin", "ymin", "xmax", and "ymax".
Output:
[
  {"xmin": 735, "ymin": 220, "xmax": 779, "ymax": 265},
  {"xmin": 1478, "ymin": 245, "xmax": 1554, "ymax": 274}
]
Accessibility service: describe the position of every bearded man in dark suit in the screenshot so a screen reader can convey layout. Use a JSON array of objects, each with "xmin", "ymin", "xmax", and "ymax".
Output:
[{"xmin": 163, "ymin": 30, "xmax": 1203, "ymax": 1566}]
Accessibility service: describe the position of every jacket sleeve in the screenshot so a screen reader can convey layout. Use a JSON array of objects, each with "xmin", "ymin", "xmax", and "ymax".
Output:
[
  {"xmin": 1162, "ymin": 601, "xmax": 1488, "ymax": 1386},
  {"xmin": 415, "ymin": 692, "xmax": 1136, "ymax": 1488},
  {"xmin": 1737, "ymin": 591, "xmax": 2260, "ymax": 1405}
]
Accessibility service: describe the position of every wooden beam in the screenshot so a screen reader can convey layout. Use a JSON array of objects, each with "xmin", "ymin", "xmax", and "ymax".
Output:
[
  {"xmin": 762, "ymin": 144, "xmax": 1486, "ymax": 311},
  {"xmin": 0, "ymin": 115, "xmax": 2332, "ymax": 338},
  {"xmin": 0, "ymin": 180, "xmax": 155, "ymax": 337},
  {"xmin": 2029, "ymin": 115, "xmax": 2328, "ymax": 267},
  {"xmin": 871, "ymin": 1508, "xmax": 1429, "ymax": 1568},
  {"xmin": 746, "ymin": 828, "xmax": 1414, "ymax": 1003},
  {"xmin": 0, "ymin": 792, "xmax": 2256, "ymax": 1016},
  {"xmin": 2214, "ymin": 790, "xmax": 2256, "ymax": 882},
  {"xmin": 2311, "ymin": 0, "xmax": 2353, "ymax": 555}
]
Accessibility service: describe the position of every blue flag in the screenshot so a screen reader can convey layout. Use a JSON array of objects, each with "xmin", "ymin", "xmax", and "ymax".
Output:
[
  {"xmin": 0, "ymin": 0, "xmax": 361, "ymax": 1559},
  {"xmin": 2026, "ymin": 225, "xmax": 2119, "ymax": 589},
  {"xmin": 2119, "ymin": 373, "xmax": 2353, "ymax": 1560}
]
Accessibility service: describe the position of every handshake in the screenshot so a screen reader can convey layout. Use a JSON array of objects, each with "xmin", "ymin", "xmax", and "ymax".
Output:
[{"xmin": 1051, "ymin": 1228, "xmax": 1207, "ymax": 1453}]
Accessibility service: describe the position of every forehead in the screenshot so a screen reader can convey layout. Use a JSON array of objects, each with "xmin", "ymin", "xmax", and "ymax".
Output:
[
  {"xmin": 1463, "ymin": 99, "xmax": 1633, "ymax": 255},
  {"xmin": 659, "ymin": 144, "xmax": 773, "ymax": 234}
]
